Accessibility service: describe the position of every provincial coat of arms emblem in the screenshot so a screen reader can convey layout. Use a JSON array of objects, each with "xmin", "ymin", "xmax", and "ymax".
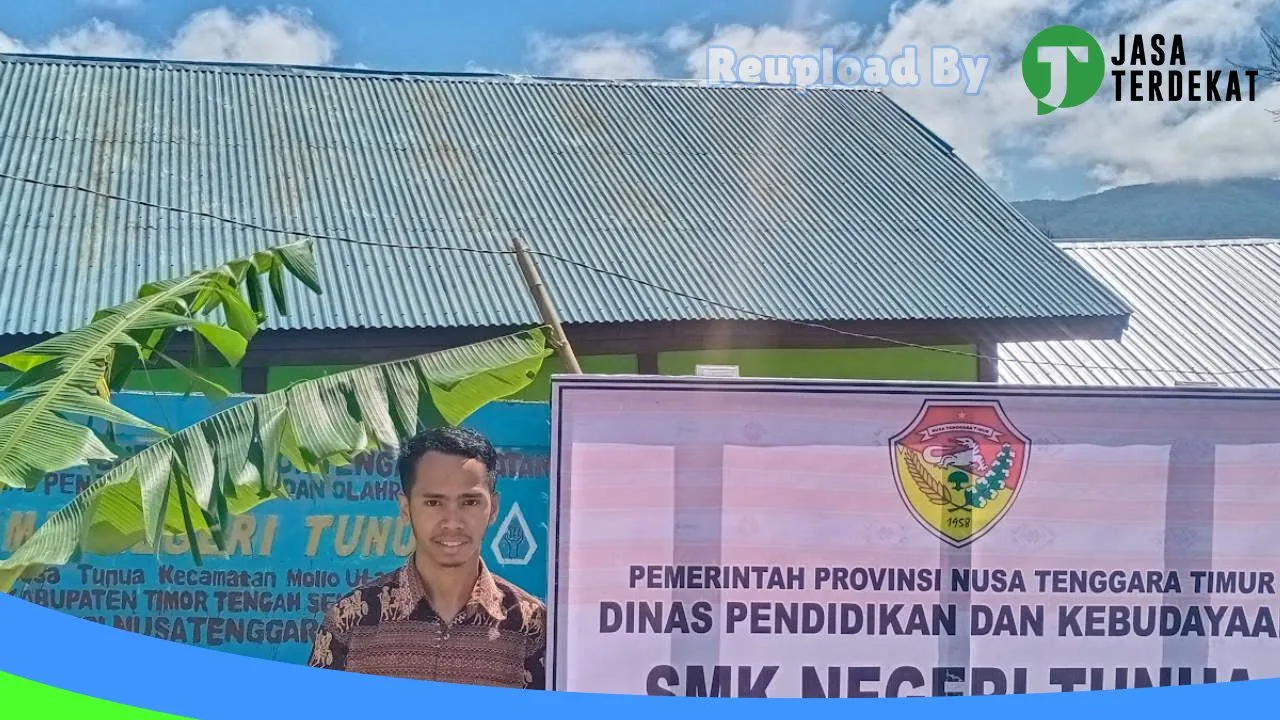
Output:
[{"xmin": 889, "ymin": 400, "xmax": 1030, "ymax": 547}]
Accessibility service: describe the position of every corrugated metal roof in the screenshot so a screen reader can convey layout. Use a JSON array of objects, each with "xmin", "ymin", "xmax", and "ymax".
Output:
[
  {"xmin": 0, "ymin": 54, "xmax": 1129, "ymax": 335},
  {"xmin": 998, "ymin": 238, "xmax": 1280, "ymax": 388}
]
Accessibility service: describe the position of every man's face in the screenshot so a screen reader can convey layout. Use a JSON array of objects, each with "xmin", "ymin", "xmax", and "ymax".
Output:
[{"xmin": 397, "ymin": 451, "xmax": 498, "ymax": 570}]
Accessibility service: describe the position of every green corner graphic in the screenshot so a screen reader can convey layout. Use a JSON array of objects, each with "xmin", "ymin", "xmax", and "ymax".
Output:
[
  {"xmin": 0, "ymin": 671, "xmax": 192, "ymax": 719},
  {"xmin": 1022, "ymin": 25, "xmax": 1106, "ymax": 114}
]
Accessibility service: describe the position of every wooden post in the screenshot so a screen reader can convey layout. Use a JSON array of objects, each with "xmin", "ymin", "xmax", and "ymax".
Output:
[{"xmin": 512, "ymin": 238, "xmax": 583, "ymax": 374}]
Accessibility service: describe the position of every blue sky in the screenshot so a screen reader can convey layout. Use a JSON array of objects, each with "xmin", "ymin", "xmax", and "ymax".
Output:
[
  {"xmin": 0, "ymin": 1, "xmax": 1277, "ymax": 201},
  {"xmin": 0, "ymin": 1, "xmax": 881, "ymax": 71}
]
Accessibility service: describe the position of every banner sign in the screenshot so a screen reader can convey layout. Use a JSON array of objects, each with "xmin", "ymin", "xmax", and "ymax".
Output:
[
  {"xmin": 1, "ymin": 392, "xmax": 552, "ymax": 665},
  {"xmin": 546, "ymin": 376, "xmax": 1280, "ymax": 697}
]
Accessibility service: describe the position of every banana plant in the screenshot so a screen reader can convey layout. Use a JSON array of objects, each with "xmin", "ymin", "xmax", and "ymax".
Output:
[
  {"xmin": 0, "ymin": 328, "xmax": 551, "ymax": 592},
  {"xmin": 0, "ymin": 237, "xmax": 556, "ymax": 592},
  {"xmin": 0, "ymin": 240, "xmax": 323, "ymax": 492}
]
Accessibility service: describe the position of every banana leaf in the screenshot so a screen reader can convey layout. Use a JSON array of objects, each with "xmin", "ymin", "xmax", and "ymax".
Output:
[
  {"xmin": 0, "ymin": 327, "xmax": 552, "ymax": 593},
  {"xmin": 0, "ymin": 240, "xmax": 322, "ymax": 492}
]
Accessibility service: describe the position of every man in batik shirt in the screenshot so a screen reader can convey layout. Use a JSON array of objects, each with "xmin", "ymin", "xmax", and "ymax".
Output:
[{"xmin": 307, "ymin": 427, "xmax": 546, "ymax": 689}]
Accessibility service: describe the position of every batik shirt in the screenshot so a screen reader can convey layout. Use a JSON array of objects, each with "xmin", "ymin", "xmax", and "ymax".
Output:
[{"xmin": 307, "ymin": 557, "xmax": 546, "ymax": 689}]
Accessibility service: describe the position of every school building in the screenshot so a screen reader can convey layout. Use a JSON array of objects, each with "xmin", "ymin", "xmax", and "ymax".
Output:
[{"xmin": 0, "ymin": 54, "xmax": 1132, "ymax": 398}]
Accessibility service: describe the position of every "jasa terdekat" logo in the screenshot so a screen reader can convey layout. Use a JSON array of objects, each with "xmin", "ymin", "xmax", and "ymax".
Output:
[{"xmin": 1022, "ymin": 25, "xmax": 1262, "ymax": 115}]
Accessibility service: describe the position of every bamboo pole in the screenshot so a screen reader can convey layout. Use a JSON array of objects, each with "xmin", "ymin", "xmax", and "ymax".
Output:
[{"xmin": 512, "ymin": 238, "xmax": 583, "ymax": 374}]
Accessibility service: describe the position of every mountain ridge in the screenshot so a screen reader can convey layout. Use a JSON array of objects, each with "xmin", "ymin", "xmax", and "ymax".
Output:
[{"xmin": 1009, "ymin": 178, "xmax": 1280, "ymax": 240}]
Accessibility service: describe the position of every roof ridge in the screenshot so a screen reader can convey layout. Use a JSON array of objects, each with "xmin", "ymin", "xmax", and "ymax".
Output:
[{"xmin": 0, "ymin": 52, "xmax": 886, "ymax": 93}]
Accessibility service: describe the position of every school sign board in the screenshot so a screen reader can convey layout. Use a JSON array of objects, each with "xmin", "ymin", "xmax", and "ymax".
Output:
[
  {"xmin": 546, "ymin": 375, "xmax": 1280, "ymax": 697},
  {"xmin": 0, "ymin": 392, "xmax": 552, "ymax": 665}
]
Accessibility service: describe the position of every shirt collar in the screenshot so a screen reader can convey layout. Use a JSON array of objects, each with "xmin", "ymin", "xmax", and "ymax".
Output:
[{"xmin": 399, "ymin": 555, "xmax": 507, "ymax": 622}]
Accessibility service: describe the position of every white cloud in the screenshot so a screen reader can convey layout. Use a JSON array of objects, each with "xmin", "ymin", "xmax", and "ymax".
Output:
[
  {"xmin": 0, "ymin": 6, "xmax": 337, "ymax": 65},
  {"xmin": 861, "ymin": 0, "xmax": 1280, "ymax": 186},
  {"xmin": 663, "ymin": 24, "xmax": 703, "ymax": 53},
  {"xmin": 0, "ymin": 31, "xmax": 27, "ymax": 54},
  {"xmin": 684, "ymin": 24, "xmax": 854, "ymax": 79},
  {"xmin": 167, "ymin": 7, "xmax": 336, "ymax": 65},
  {"xmin": 40, "ymin": 18, "xmax": 147, "ymax": 57},
  {"xmin": 863, "ymin": 0, "xmax": 1081, "ymax": 182},
  {"xmin": 528, "ymin": 30, "xmax": 659, "ymax": 78},
  {"xmin": 463, "ymin": 60, "xmax": 506, "ymax": 74},
  {"xmin": 527, "ymin": 0, "xmax": 1280, "ymax": 190}
]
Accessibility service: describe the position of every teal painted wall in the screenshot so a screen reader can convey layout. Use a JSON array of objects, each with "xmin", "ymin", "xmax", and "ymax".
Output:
[{"xmin": 0, "ymin": 368, "xmax": 242, "ymax": 394}]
